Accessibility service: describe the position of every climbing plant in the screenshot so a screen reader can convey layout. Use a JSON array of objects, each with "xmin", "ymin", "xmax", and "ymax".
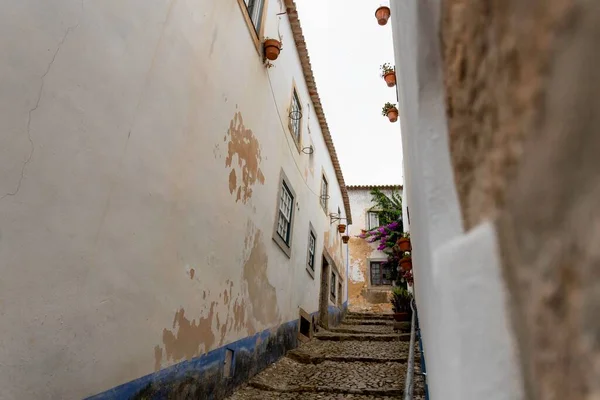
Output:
[
  {"xmin": 358, "ymin": 188, "xmax": 407, "ymax": 286},
  {"xmin": 369, "ymin": 188, "xmax": 402, "ymax": 225}
]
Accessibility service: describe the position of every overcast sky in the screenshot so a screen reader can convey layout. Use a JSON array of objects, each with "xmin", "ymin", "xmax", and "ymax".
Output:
[{"xmin": 295, "ymin": 0, "xmax": 403, "ymax": 186}]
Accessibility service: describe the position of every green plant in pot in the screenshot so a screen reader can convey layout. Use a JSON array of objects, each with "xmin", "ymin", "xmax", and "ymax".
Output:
[
  {"xmin": 380, "ymin": 63, "xmax": 396, "ymax": 87},
  {"xmin": 390, "ymin": 286, "xmax": 412, "ymax": 322},
  {"xmin": 382, "ymin": 102, "xmax": 399, "ymax": 122}
]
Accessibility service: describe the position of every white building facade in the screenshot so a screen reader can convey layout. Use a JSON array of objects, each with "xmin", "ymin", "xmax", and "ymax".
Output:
[{"xmin": 0, "ymin": 0, "xmax": 350, "ymax": 398}]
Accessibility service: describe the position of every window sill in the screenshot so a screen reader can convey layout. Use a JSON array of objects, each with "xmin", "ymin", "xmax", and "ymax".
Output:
[
  {"xmin": 306, "ymin": 266, "xmax": 315, "ymax": 279},
  {"xmin": 272, "ymin": 235, "xmax": 292, "ymax": 258}
]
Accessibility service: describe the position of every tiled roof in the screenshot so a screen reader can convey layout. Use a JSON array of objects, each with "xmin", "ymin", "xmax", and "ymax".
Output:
[
  {"xmin": 285, "ymin": 0, "xmax": 352, "ymax": 224},
  {"xmin": 347, "ymin": 184, "xmax": 404, "ymax": 190}
]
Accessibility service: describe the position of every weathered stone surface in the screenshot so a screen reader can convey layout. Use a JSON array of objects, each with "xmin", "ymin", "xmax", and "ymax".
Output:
[
  {"xmin": 226, "ymin": 311, "xmax": 424, "ymax": 399},
  {"xmin": 314, "ymin": 331, "xmax": 409, "ymax": 342},
  {"xmin": 442, "ymin": 0, "xmax": 600, "ymax": 398},
  {"xmin": 441, "ymin": 0, "xmax": 573, "ymax": 230}
]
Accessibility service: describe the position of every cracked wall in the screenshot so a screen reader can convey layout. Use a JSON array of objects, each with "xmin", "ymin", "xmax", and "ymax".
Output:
[{"xmin": 0, "ymin": 0, "xmax": 349, "ymax": 398}]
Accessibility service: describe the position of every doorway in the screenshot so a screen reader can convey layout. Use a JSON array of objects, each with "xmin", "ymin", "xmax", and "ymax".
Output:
[{"xmin": 318, "ymin": 255, "xmax": 330, "ymax": 329}]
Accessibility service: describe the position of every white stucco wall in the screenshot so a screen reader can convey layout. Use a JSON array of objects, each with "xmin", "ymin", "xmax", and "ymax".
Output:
[
  {"xmin": 0, "ymin": 0, "xmax": 348, "ymax": 397},
  {"xmin": 390, "ymin": 0, "xmax": 522, "ymax": 398}
]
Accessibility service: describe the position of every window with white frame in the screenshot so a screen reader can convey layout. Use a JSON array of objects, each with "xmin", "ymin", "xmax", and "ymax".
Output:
[
  {"xmin": 244, "ymin": 0, "xmax": 266, "ymax": 33},
  {"xmin": 367, "ymin": 211, "xmax": 380, "ymax": 230},
  {"xmin": 273, "ymin": 171, "xmax": 296, "ymax": 257},
  {"xmin": 307, "ymin": 229, "xmax": 316, "ymax": 273},
  {"xmin": 320, "ymin": 175, "xmax": 328, "ymax": 211},
  {"xmin": 289, "ymin": 88, "xmax": 302, "ymax": 144},
  {"xmin": 277, "ymin": 182, "xmax": 293, "ymax": 245}
]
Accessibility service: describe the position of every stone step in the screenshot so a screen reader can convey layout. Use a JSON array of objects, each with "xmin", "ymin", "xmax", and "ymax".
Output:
[
  {"xmin": 345, "ymin": 313, "xmax": 395, "ymax": 321},
  {"xmin": 247, "ymin": 357, "xmax": 406, "ymax": 395},
  {"xmin": 227, "ymin": 385, "xmax": 404, "ymax": 399},
  {"xmin": 331, "ymin": 322, "xmax": 410, "ymax": 334},
  {"xmin": 315, "ymin": 331, "xmax": 410, "ymax": 342},
  {"xmin": 293, "ymin": 338, "xmax": 413, "ymax": 359},
  {"xmin": 287, "ymin": 348, "xmax": 407, "ymax": 364},
  {"xmin": 342, "ymin": 319, "xmax": 395, "ymax": 326}
]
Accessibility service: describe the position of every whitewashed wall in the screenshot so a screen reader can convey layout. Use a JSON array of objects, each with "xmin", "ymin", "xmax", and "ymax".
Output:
[
  {"xmin": 389, "ymin": 0, "xmax": 522, "ymax": 398},
  {"xmin": 0, "ymin": 0, "xmax": 348, "ymax": 397}
]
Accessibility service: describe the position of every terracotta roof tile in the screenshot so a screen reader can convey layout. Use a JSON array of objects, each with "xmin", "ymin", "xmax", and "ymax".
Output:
[{"xmin": 285, "ymin": 0, "xmax": 352, "ymax": 224}]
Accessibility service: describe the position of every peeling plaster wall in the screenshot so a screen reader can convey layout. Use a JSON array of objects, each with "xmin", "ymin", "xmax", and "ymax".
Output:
[
  {"xmin": 0, "ymin": 0, "xmax": 348, "ymax": 398},
  {"xmin": 347, "ymin": 188, "xmax": 402, "ymax": 308}
]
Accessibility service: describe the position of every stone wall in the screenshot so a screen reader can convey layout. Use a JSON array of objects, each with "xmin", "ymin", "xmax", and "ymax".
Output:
[{"xmin": 442, "ymin": 0, "xmax": 600, "ymax": 398}]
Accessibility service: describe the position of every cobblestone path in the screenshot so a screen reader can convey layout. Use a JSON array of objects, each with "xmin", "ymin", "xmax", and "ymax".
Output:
[{"xmin": 226, "ymin": 312, "xmax": 425, "ymax": 399}]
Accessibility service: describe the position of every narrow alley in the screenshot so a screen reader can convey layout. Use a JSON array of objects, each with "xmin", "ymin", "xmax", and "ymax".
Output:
[{"xmin": 227, "ymin": 312, "xmax": 425, "ymax": 399}]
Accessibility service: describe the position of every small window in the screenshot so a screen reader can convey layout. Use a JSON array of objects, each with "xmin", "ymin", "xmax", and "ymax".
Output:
[
  {"xmin": 370, "ymin": 261, "xmax": 392, "ymax": 286},
  {"xmin": 273, "ymin": 171, "xmax": 296, "ymax": 257},
  {"xmin": 289, "ymin": 88, "xmax": 302, "ymax": 144},
  {"xmin": 338, "ymin": 281, "xmax": 343, "ymax": 306},
  {"xmin": 368, "ymin": 211, "xmax": 380, "ymax": 230},
  {"xmin": 307, "ymin": 230, "xmax": 316, "ymax": 273},
  {"xmin": 330, "ymin": 272, "xmax": 337, "ymax": 300},
  {"xmin": 277, "ymin": 182, "xmax": 293, "ymax": 244},
  {"xmin": 320, "ymin": 175, "xmax": 328, "ymax": 211},
  {"xmin": 244, "ymin": 0, "xmax": 266, "ymax": 33}
]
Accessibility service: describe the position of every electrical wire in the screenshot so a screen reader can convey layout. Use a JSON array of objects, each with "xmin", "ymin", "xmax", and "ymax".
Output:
[{"xmin": 266, "ymin": 68, "xmax": 329, "ymax": 202}]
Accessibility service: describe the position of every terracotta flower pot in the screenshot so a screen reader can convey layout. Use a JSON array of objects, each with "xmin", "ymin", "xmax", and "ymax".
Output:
[
  {"xmin": 342, "ymin": 235, "xmax": 350, "ymax": 244},
  {"xmin": 387, "ymin": 107, "xmax": 399, "ymax": 123},
  {"xmin": 263, "ymin": 39, "xmax": 281, "ymax": 61},
  {"xmin": 400, "ymin": 257, "xmax": 412, "ymax": 272},
  {"xmin": 375, "ymin": 6, "xmax": 391, "ymax": 26},
  {"xmin": 393, "ymin": 312, "xmax": 410, "ymax": 322},
  {"xmin": 384, "ymin": 71, "xmax": 396, "ymax": 87},
  {"xmin": 338, "ymin": 224, "xmax": 347, "ymax": 234},
  {"xmin": 397, "ymin": 237, "xmax": 411, "ymax": 251}
]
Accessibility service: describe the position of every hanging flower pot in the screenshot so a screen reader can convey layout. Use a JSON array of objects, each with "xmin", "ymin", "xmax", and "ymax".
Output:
[
  {"xmin": 342, "ymin": 235, "xmax": 350, "ymax": 244},
  {"xmin": 382, "ymin": 102, "xmax": 399, "ymax": 123},
  {"xmin": 263, "ymin": 38, "xmax": 282, "ymax": 61},
  {"xmin": 375, "ymin": 6, "xmax": 391, "ymax": 26},
  {"xmin": 399, "ymin": 251, "xmax": 412, "ymax": 271},
  {"xmin": 338, "ymin": 224, "xmax": 347, "ymax": 234},
  {"xmin": 380, "ymin": 63, "xmax": 396, "ymax": 87},
  {"xmin": 400, "ymin": 257, "xmax": 412, "ymax": 272},
  {"xmin": 397, "ymin": 237, "xmax": 411, "ymax": 252}
]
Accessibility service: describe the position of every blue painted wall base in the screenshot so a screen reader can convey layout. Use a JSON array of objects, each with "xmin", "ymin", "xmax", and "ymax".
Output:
[{"xmin": 88, "ymin": 302, "xmax": 348, "ymax": 399}]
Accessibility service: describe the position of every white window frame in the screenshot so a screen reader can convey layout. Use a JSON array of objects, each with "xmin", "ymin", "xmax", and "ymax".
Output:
[
  {"xmin": 244, "ymin": 0, "xmax": 266, "ymax": 33},
  {"xmin": 367, "ymin": 211, "xmax": 380, "ymax": 230},
  {"xmin": 272, "ymin": 170, "xmax": 296, "ymax": 257}
]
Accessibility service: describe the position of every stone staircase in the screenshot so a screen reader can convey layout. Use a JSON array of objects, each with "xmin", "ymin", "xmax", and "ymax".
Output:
[{"xmin": 226, "ymin": 312, "xmax": 425, "ymax": 400}]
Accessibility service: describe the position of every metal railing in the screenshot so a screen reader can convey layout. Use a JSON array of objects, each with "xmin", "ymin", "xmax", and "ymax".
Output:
[{"xmin": 403, "ymin": 298, "xmax": 417, "ymax": 400}]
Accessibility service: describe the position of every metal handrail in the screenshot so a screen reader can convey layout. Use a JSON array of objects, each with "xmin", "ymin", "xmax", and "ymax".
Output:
[{"xmin": 403, "ymin": 298, "xmax": 417, "ymax": 400}]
